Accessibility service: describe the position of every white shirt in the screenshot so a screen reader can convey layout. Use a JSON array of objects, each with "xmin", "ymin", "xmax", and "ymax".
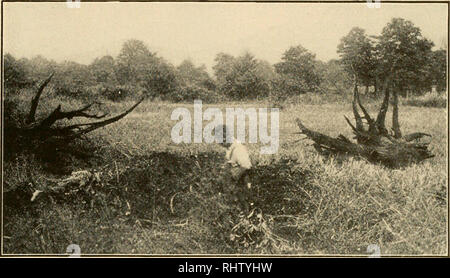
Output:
[{"xmin": 225, "ymin": 139, "xmax": 252, "ymax": 169}]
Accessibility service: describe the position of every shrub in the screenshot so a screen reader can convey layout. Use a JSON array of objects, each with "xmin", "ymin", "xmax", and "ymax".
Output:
[
  {"xmin": 103, "ymin": 84, "xmax": 133, "ymax": 102},
  {"xmin": 81, "ymin": 83, "xmax": 146, "ymax": 102},
  {"xmin": 3, "ymin": 53, "xmax": 31, "ymax": 91},
  {"xmin": 167, "ymin": 84, "xmax": 224, "ymax": 103},
  {"xmin": 402, "ymin": 91, "xmax": 448, "ymax": 108}
]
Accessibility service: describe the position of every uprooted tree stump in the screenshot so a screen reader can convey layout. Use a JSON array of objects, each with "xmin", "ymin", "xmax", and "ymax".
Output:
[
  {"xmin": 4, "ymin": 73, "xmax": 144, "ymax": 162},
  {"xmin": 296, "ymin": 80, "xmax": 434, "ymax": 168}
]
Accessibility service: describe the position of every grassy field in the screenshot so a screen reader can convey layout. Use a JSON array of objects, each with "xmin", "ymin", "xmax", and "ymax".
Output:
[{"xmin": 3, "ymin": 95, "xmax": 448, "ymax": 255}]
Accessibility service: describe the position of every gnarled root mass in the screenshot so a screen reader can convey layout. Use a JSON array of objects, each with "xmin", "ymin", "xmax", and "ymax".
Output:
[
  {"xmin": 4, "ymin": 74, "xmax": 144, "ymax": 161},
  {"xmin": 296, "ymin": 83, "xmax": 434, "ymax": 168}
]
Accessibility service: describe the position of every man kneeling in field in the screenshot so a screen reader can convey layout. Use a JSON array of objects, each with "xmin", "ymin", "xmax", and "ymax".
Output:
[{"xmin": 217, "ymin": 125, "xmax": 253, "ymax": 211}]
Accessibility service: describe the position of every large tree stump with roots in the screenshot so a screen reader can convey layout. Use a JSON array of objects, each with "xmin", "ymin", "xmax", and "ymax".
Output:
[
  {"xmin": 4, "ymin": 73, "xmax": 144, "ymax": 162},
  {"xmin": 296, "ymin": 80, "xmax": 434, "ymax": 168}
]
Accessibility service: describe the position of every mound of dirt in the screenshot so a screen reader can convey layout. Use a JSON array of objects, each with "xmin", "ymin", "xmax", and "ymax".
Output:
[
  {"xmin": 116, "ymin": 152, "xmax": 316, "ymax": 218},
  {"xmin": 251, "ymin": 158, "xmax": 316, "ymax": 216},
  {"xmin": 116, "ymin": 151, "xmax": 225, "ymax": 219},
  {"xmin": 5, "ymin": 150, "xmax": 318, "ymax": 222},
  {"xmin": 4, "ymin": 150, "xmax": 318, "ymax": 252}
]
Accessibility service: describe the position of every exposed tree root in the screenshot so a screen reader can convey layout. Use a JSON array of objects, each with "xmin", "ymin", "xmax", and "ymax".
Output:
[
  {"xmin": 5, "ymin": 74, "xmax": 144, "ymax": 161},
  {"xmin": 296, "ymin": 80, "xmax": 434, "ymax": 168}
]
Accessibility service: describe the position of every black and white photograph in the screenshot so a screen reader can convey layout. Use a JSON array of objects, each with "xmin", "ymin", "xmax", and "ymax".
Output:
[{"xmin": 1, "ymin": 0, "xmax": 448, "ymax": 257}]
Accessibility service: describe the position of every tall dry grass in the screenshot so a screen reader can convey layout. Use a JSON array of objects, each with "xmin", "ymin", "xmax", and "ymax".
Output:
[{"xmin": 3, "ymin": 97, "xmax": 447, "ymax": 255}]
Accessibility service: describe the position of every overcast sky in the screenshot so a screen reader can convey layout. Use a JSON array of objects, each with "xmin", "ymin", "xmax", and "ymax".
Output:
[{"xmin": 3, "ymin": 2, "xmax": 448, "ymax": 72}]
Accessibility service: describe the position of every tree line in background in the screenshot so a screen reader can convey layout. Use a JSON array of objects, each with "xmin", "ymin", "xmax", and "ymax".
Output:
[{"xmin": 4, "ymin": 18, "xmax": 447, "ymax": 103}]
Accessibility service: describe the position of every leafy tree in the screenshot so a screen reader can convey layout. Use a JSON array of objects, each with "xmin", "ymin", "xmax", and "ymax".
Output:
[
  {"xmin": 25, "ymin": 55, "xmax": 58, "ymax": 83},
  {"xmin": 337, "ymin": 27, "xmax": 377, "ymax": 93},
  {"xmin": 196, "ymin": 65, "xmax": 216, "ymax": 91},
  {"xmin": 89, "ymin": 55, "xmax": 117, "ymax": 84},
  {"xmin": 427, "ymin": 49, "xmax": 447, "ymax": 93},
  {"xmin": 274, "ymin": 45, "xmax": 321, "ymax": 95},
  {"xmin": 177, "ymin": 59, "xmax": 215, "ymax": 90},
  {"xmin": 143, "ymin": 57, "xmax": 178, "ymax": 98},
  {"xmin": 212, "ymin": 52, "xmax": 236, "ymax": 95},
  {"xmin": 3, "ymin": 53, "xmax": 29, "ymax": 90},
  {"xmin": 116, "ymin": 39, "xmax": 156, "ymax": 85},
  {"xmin": 213, "ymin": 52, "xmax": 273, "ymax": 100},
  {"xmin": 375, "ymin": 18, "xmax": 434, "ymax": 95},
  {"xmin": 168, "ymin": 59, "xmax": 218, "ymax": 102},
  {"xmin": 256, "ymin": 60, "xmax": 277, "ymax": 86},
  {"xmin": 115, "ymin": 39, "xmax": 178, "ymax": 98},
  {"xmin": 5, "ymin": 55, "xmax": 57, "ymax": 90},
  {"xmin": 316, "ymin": 59, "xmax": 352, "ymax": 94},
  {"xmin": 231, "ymin": 53, "xmax": 272, "ymax": 99},
  {"xmin": 53, "ymin": 61, "xmax": 96, "ymax": 98}
]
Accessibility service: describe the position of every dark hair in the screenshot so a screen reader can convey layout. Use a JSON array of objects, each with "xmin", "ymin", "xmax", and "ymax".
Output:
[{"xmin": 215, "ymin": 124, "xmax": 233, "ymax": 146}]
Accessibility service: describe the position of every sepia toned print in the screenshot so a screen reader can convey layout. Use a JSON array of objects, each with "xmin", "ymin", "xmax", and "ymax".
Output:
[{"xmin": 1, "ymin": 1, "xmax": 448, "ymax": 256}]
